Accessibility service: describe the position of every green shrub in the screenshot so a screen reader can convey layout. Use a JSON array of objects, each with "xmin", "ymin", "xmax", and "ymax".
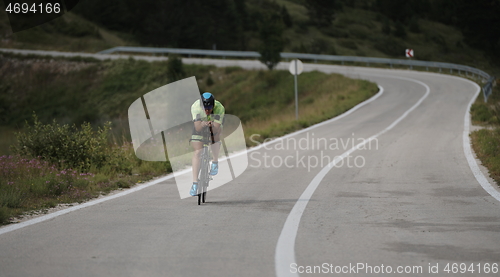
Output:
[
  {"xmin": 310, "ymin": 38, "xmax": 335, "ymax": 54},
  {"xmin": 0, "ymin": 206, "xmax": 10, "ymax": 224},
  {"xmin": 381, "ymin": 18, "xmax": 391, "ymax": 34},
  {"xmin": 45, "ymin": 17, "xmax": 101, "ymax": 38},
  {"xmin": 11, "ymin": 113, "xmax": 111, "ymax": 171},
  {"xmin": 0, "ymin": 188, "xmax": 22, "ymax": 208},
  {"xmin": 393, "ymin": 22, "xmax": 407, "ymax": 38},
  {"xmin": 45, "ymin": 200, "xmax": 57, "ymax": 208},
  {"xmin": 116, "ymin": 180, "xmax": 131, "ymax": 189},
  {"xmin": 471, "ymin": 129, "xmax": 500, "ymax": 184},
  {"xmin": 409, "ymin": 17, "xmax": 420, "ymax": 33},
  {"xmin": 349, "ymin": 25, "xmax": 369, "ymax": 39},
  {"xmin": 258, "ymin": 15, "xmax": 285, "ymax": 70},
  {"xmin": 374, "ymin": 37, "xmax": 405, "ymax": 56},
  {"xmin": 291, "ymin": 43, "xmax": 309, "ymax": 53},
  {"xmin": 338, "ymin": 40, "xmax": 358, "ymax": 50},
  {"xmin": 167, "ymin": 54, "xmax": 185, "ymax": 82},
  {"xmin": 471, "ymin": 103, "xmax": 493, "ymax": 123},
  {"xmin": 206, "ymin": 76, "xmax": 214, "ymax": 86},
  {"xmin": 224, "ymin": 66, "xmax": 242, "ymax": 74}
]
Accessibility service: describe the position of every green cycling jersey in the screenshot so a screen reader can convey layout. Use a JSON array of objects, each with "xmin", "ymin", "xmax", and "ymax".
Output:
[{"xmin": 191, "ymin": 99, "xmax": 225, "ymax": 124}]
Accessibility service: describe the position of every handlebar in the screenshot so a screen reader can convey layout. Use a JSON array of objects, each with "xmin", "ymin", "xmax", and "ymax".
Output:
[{"xmin": 201, "ymin": 125, "xmax": 215, "ymax": 145}]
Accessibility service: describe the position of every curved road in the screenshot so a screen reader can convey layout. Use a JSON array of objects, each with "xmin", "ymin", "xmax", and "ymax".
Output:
[{"xmin": 1, "ymin": 49, "xmax": 500, "ymax": 276}]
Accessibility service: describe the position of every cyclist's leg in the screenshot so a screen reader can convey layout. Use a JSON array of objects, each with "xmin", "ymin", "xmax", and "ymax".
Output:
[
  {"xmin": 210, "ymin": 130, "xmax": 221, "ymax": 162},
  {"xmin": 211, "ymin": 144, "xmax": 220, "ymax": 163},
  {"xmin": 191, "ymin": 140, "xmax": 203, "ymax": 182},
  {"xmin": 209, "ymin": 122, "xmax": 222, "ymax": 163},
  {"xmin": 209, "ymin": 132, "xmax": 221, "ymax": 176}
]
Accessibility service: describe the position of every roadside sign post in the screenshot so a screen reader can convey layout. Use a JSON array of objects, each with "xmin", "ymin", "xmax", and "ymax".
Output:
[
  {"xmin": 405, "ymin": 49, "xmax": 414, "ymax": 58},
  {"xmin": 294, "ymin": 61, "xmax": 298, "ymax": 120},
  {"xmin": 406, "ymin": 49, "xmax": 414, "ymax": 69},
  {"xmin": 289, "ymin": 59, "xmax": 304, "ymax": 120}
]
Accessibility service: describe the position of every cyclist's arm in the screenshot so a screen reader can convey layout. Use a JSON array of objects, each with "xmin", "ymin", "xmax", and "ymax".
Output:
[
  {"xmin": 211, "ymin": 114, "xmax": 223, "ymax": 134},
  {"xmin": 193, "ymin": 116, "xmax": 210, "ymax": 132},
  {"xmin": 193, "ymin": 120, "xmax": 203, "ymax": 132},
  {"xmin": 211, "ymin": 121, "xmax": 221, "ymax": 134},
  {"xmin": 194, "ymin": 120, "xmax": 219, "ymax": 133}
]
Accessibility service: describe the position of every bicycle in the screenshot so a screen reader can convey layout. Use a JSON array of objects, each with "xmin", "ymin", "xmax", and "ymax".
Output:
[{"xmin": 196, "ymin": 125, "xmax": 214, "ymax": 205}]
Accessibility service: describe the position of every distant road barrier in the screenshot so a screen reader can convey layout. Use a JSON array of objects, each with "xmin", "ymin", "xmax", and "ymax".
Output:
[
  {"xmin": 99, "ymin": 46, "xmax": 491, "ymax": 79},
  {"xmin": 98, "ymin": 46, "xmax": 261, "ymax": 59},
  {"xmin": 99, "ymin": 46, "xmax": 496, "ymax": 101},
  {"xmin": 1, "ymin": 46, "xmax": 495, "ymax": 101},
  {"xmin": 483, "ymin": 76, "xmax": 496, "ymax": 102}
]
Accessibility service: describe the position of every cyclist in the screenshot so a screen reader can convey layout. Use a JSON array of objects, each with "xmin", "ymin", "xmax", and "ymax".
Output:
[{"xmin": 189, "ymin": 92, "xmax": 225, "ymax": 196}]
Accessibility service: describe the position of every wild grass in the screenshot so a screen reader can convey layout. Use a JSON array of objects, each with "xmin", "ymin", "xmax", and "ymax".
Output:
[
  {"xmin": 471, "ymin": 80, "xmax": 500, "ymax": 127},
  {"xmin": 0, "ymin": 126, "xmax": 18, "ymax": 156},
  {"xmin": 470, "ymin": 80, "xmax": 500, "ymax": 187},
  {"xmin": 471, "ymin": 129, "xmax": 500, "ymax": 185},
  {"xmin": 1, "ymin": 137, "xmax": 170, "ymax": 224},
  {"xmin": 225, "ymin": 70, "xmax": 378, "ymax": 145},
  {"xmin": 0, "ymin": 8, "xmax": 132, "ymax": 53},
  {"xmin": 0, "ymin": 0, "xmax": 498, "ymax": 222},
  {"xmin": 0, "ymin": 54, "xmax": 377, "ymax": 224},
  {"xmin": 277, "ymin": 3, "xmax": 498, "ymax": 75},
  {"xmin": 0, "ymin": 53, "xmax": 214, "ymax": 129},
  {"xmin": 0, "ymin": 149, "xmax": 169, "ymax": 224},
  {"xmin": 1, "ymin": 0, "xmax": 497, "ymax": 76}
]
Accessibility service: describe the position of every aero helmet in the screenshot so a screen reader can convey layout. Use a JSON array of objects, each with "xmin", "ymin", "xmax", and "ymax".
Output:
[{"xmin": 201, "ymin": 92, "xmax": 215, "ymax": 110}]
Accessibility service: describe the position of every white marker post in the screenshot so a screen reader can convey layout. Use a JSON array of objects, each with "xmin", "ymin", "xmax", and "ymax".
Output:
[
  {"xmin": 289, "ymin": 59, "xmax": 304, "ymax": 120},
  {"xmin": 405, "ymin": 49, "xmax": 414, "ymax": 58},
  {"xmin": 406, "ymin": 49, "xmax": 414, "ymax": 70}
]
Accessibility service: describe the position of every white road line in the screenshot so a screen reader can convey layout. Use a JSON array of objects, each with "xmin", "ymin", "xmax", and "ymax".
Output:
[
  {"xmin": 461, "ymin": 80, "xmax": 500, "ymax": 201},
  {"xmin": 245, "ymin": 85, "xmax": 384, "ymax": 153},
  {"xmin": 0, "ymin": 169, "xmax": 188, "ymax": 236},
  {"xmin": 406, "ymin": 72, "xmax": 500, "ymax": 200},
  {"xmin": 275, "ymin": 77, "xmax": 431, "ymax": 277},
  {"xmin": 0, "ymin": 82, "xmax": 384, "ymax": 236},
  {"xmin": 3, "ymin": 49, "xmax": 497, "ymax": 250}
]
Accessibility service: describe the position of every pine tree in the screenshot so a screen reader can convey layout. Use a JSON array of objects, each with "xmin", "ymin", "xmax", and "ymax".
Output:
[
  {"xmin": 167, "ymin": 54, "xmax": 185, "ymax": 82},
  {"xmin": 305, "ymin": 0, "xmax": 339, "ymax": 27},
  {"xmin": 258, "ymin": 15, "xmax": 284, "ymax": 70},
  {"xmin": 281, "ymin": 6, "xmax": 293, "ymax": 28},
  {"xmin": 393, "ymin": 21, "xmax": 407, "ymax": 38}
]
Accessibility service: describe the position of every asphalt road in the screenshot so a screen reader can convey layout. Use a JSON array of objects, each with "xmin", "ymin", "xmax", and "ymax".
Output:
[{"xmin": 1, "ymin": 49, "xmax": 500, "ymax": 277}]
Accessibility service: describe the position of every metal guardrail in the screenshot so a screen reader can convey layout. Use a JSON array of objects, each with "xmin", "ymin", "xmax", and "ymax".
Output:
[
  {"xmin": 98, "ymin": 46, "xmax": 261, "ymax": 58},
  {"xmin": 98, "ymin": 46, "xmax": 490, "ymax": 78},
  {"xmin": 99, "ymin": 46, "xmax": 494, "ymax": 101},
  {"xmin": 483, "ymin": 76, "xmax": 496, "ymax": 102}
]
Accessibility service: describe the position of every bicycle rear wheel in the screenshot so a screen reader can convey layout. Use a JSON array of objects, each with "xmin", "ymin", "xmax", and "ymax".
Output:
[
  {"xmin": 197, "ymin": 147, "xmax": 210, "ymax": 205},
  {"xmin": 201, "ymin": 162, "xmax": 209, "ymax": 203}
]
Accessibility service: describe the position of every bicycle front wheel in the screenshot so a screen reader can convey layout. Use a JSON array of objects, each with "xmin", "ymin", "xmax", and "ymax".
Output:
[{"xmin": 198, "ymin": 147, "xmax": 210, "ymax": 205}]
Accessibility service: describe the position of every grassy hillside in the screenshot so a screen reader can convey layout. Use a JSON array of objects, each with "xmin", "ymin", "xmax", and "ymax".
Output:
[
  {"xmin": 0, "ymin": 2, "xmax": 135, "ymax": 52},
  {"xmin": 0, "ymin": 52, "xmax": 378, "ymax": 154},
  {"xmin": 0, "ymin": 53, "xmax": 377, "ymax": 223},
  {"xmin": 471, "ymin": 80, "xmax": 500, "ymax": 185},
  {"xmin": 0, "ymin": 1, "xmax": 498, "ymax": 76},
  {"xmin": 248, "ymin": 0, "xmax": 498, "ymax": 76},
  {"xmin": 1, "ymin": 0, "xmax": 499, "ymax": 221}
]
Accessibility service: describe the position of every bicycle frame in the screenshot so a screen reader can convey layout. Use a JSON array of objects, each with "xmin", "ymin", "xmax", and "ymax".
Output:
[{"xmin": 197, "ymin": 125, "xmax": 214, "ymax": 205}]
